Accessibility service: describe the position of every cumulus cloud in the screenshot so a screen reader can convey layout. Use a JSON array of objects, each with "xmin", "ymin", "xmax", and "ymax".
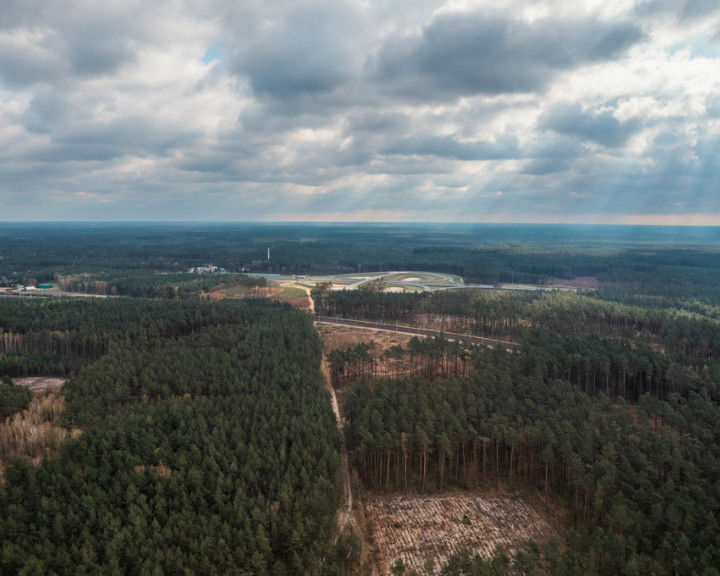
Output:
[
  {"xmin": 0, "ymin": 29, "xmax": 68, "ymax": 88},
  {"xmin": 0, "ymin": 2, "xmax": 157, "ymax": 88},
  {"xmin": 382, "ymin": 135, "xmax": 517, "ymax": 161},
  {"xmin": 231, "ymin": 2, "xmax": 360, "ymax": 99},
  {"xmin": 539, "ymin": 103, "xmax": 640, "ymax": 148},
  {"xmin": 374, "ymin": 13, "xmax": 644, "ymax": 99},
  {"xmin": 0, "ymin": 0, "xmax": 718, "ymax": 222}
]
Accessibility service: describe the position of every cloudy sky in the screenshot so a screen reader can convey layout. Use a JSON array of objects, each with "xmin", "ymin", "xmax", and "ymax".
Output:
[{"xmin": 1, "ymin": 0, "xmax": 719, "ymax": 223}]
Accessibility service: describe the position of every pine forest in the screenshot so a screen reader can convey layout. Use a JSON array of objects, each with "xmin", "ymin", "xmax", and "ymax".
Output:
[{"xmin": 2, "ymin": 223, "xmax": 720, "ymax": 575}]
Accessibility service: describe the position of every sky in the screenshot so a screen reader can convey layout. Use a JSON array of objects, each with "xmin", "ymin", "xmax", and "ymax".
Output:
[{"xmin": 1, "ymin": 0, "xmax": 719, "ymax": 224}]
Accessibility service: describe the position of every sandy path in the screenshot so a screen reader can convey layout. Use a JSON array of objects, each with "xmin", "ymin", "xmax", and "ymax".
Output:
[{"xmin": 322, "ymin": 361, "xmax": 353, "ymax": 533}]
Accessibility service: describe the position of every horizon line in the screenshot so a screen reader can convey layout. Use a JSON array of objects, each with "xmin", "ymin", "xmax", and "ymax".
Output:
[{"xmin": 1, "ymin": 220, "xmax": 720, "ymax": 228}]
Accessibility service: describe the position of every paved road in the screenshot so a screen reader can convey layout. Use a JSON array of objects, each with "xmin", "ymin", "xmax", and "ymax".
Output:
[
  {"xmin": 1, "ymin": 290, "xmax": 111, "ymax": 299},
  {"xmin": 314, "ymin": 315, "xmax": 517, "ymax": 349}
]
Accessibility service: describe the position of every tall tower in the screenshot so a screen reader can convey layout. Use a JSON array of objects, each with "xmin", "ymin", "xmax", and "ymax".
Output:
[{"xmin": 267, "ymin": 248, "xmax": 270, "ymax": 260}]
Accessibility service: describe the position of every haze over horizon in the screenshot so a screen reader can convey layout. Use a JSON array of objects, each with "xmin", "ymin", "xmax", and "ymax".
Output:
[{"xmin": 1, "ymin": 1, "xmax": 719, "ymax": 224}]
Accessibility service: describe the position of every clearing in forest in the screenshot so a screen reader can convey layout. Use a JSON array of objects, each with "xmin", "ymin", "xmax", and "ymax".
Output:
[
  {"xmin": 366, "ymin": 492, "xmax": 563, "ymax": 575},
  {"xmin": 14, "ymin": 377, "xmax": 66, "ymax": 395},
  {"xmin": 0, "ymin": 378, "xmax": 74, "ymax": 481},
  {"xmin": 211, "ymin": 281, "xmax": 312, "ymax": 310},
  {"xmin": 316, "ymin": 323, "xmax": 422, "ymax": 355}
]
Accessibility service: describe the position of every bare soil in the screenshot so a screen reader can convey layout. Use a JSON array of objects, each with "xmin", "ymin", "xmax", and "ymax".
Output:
[
  {"xmin": 316, "ymin": 324, "xmax": 422, "ymax": 356},
  {"xmin": 366, "ymin": 492, "xmax": 564, "ymax": 574},
  {"xmin": 321, "ymin": 360, "xmax": 354, "ymax": 534},
  {"xmin": 210, "ymin": 282, "xmax": 313, "ymax": 311},
  {"xmin": 14, "ymin": 377, "xmax": 66, "ymax": 395}
]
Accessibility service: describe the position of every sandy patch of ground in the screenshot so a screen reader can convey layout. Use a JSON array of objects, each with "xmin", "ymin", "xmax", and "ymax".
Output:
[
  {"xmin": 14, "ymin": 377, "xmax": 66, "ymax": 395},
  {"xmin": 366, "ymin": 492, "xmax": 563, "ymax": 574},
  {"xmin": 316, "ymin": 324, "xmax": 421, "ymax": 355},
  {"xmin": 384, "ymin": 287, "xmax": 405, "ymax": 293},
  {"xmin": 400, "ymin": 277, "xmax": 422, "ymax": 282},
  {"xmin": 210, "ymin": 282, "xmax": 312, "ymax": 311}
]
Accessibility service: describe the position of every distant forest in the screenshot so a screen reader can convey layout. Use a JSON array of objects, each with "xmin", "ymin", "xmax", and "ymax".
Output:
[{"xmin": 2, "ymin": 223, "xmax": 720, "ymax": 308}]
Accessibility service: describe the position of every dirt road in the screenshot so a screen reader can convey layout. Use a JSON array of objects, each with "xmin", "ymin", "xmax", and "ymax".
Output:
[
  {"xmin": 322, "ymin": 362, "xmax": 353, "ymax": 533},
  {"xmin": 305, "ymin": 287, "xmax": 315, "ymax": 314},
  {"xmin": 315, "ymin": 316, "xmax": 516, "ymax": 349}
]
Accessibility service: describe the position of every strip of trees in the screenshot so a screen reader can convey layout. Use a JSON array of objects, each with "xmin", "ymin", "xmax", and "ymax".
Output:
[
  {"xmin": 0, "ymin": 297, "xmax": 262, "ymax": 375},
  {"xmin": 0, "ymin": 375, "xmax": 32, "ymax": 419},
  {"xmin": 54, "ymin": 271, "xmax": 267, "ymax": 299},
  {"xmin": 315, "ymin": 288, "xmax": 720, "ymax": 364},
  {"xmin": 328, "ymin": 336, "xmax": 474, "ymax": 386}
]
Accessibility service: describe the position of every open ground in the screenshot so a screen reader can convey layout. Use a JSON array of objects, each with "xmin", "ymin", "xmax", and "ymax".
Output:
[
  {"xmin": 14, "ymin": 377, "xmax": 66, "ymax": 395},
  {"xmin": 316, "ymin": 323, "xmax": 422, "ymax": 355},
  {"xmin": 366, "ymin": 492, "xmax": 564, "ymax": 574},
  {"xmin": 211, "ymin": 282, "xmax": 313, "ymax": 311}
]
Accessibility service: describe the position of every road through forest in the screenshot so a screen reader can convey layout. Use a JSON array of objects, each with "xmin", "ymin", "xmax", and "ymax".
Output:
[
  {"xmin": 322, "ymin": 361, "xmax": 353, "ymax": 534},
  {"xmin": 314, "ymin": 316, "xmax": 517, "ymax": 349}
]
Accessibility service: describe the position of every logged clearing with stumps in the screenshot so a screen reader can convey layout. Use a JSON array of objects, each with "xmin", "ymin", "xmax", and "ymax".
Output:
[{"xmin": 366, "ymin": 493, "xmax": 563, "ymax": 574}]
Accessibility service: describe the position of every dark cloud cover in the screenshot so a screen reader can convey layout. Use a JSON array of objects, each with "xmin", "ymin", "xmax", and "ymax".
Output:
[
  {"xmin": 382, "ymin": 135, "xmax": 516, "ymax": 160},
  {"xmin": 374, "ymin": 14, "xmax": 644, "ymax": 99},
  {"xmin": 0, "ymin": 39, "xmax": 67, "ymax": 89},
  {"xmin": 0, "ymin": 3, "xmax": 144, "ymax": 88},
  {"xmin": 231, "ymin": 2, "xmax": 360, "ymax": 98},
  {"xmin": 540, "ymin": 103, "xmax": 640, "ymax": 148},
  {"xmin": 521, "ymin": 135, "xmax": 583, "ymax": 175}
]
